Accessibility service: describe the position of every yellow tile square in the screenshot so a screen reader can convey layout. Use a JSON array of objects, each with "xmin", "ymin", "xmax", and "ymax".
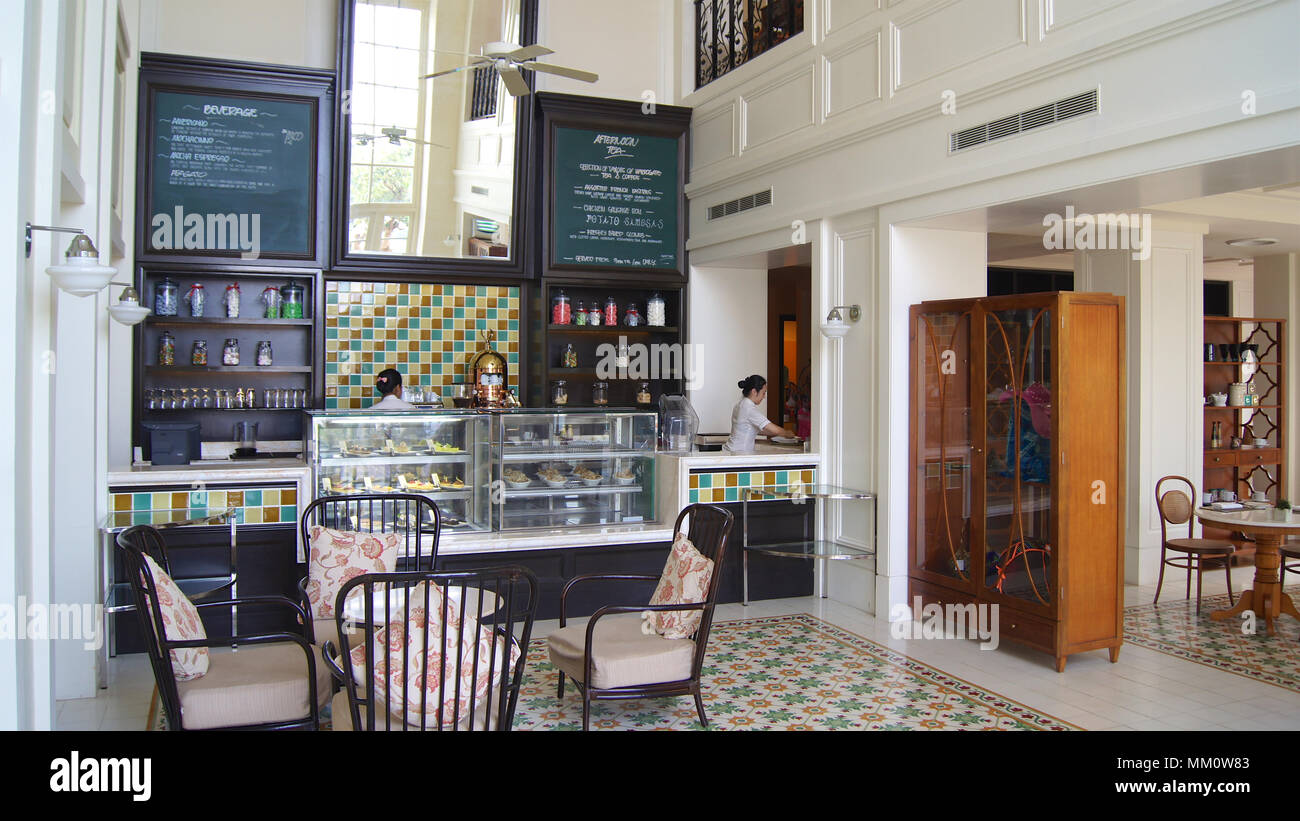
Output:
[
  {"xmin": 244, "ymin": 507, "xmax": 263, "ymax": 524},
  {"xmin": 263, "ymin": 489, "xmax": 280, "ymax": 507},
  {"xmin": 209, "ymin": 491, "xmax": 227, "ymax": 508},
  {"xmin": 151, "ymin": 492, "xmax": 170, "ymax": 511}
]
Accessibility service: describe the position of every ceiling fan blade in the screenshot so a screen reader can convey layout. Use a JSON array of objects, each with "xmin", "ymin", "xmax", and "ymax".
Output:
[
  {"xmin": 508, "ymin": 44, "xmax": 554, "ymax": 61},
  {"xmin": 422, "ymin": 61, "xmax": 484, "ymax": 80},
  {"xmin": 526, "ymin": 62, "xmax": 599, "ymax": 83},
  {"xmin": 498, "ymin": 65, "xmax": 532, "ymax": 97}
]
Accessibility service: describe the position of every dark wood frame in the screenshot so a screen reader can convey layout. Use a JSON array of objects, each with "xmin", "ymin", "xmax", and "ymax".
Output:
[
  {"xmin": 135, "ymin": 53, "xmax": 334, "ymax": 269},
  {"xmin": 536, "ymin": 92, "xmax": 691, "ymax": 282},
  {"xmin": 554, "ymin": 504, "xmax": 734, "ymax": 730},
  {"xmin": 131, "ymin": 264, "xmax": 325, "ymax": 454},
  {"xmin": 117, "ymin": 525, "xmax": 322, "ymax": 731},
  {"xmin": 329, "ymin": 0, "xmax": 539, "ymax": 278},
  {"xmin": 323, "ymin": 565, "xmax": 538, "ymax": 731}
]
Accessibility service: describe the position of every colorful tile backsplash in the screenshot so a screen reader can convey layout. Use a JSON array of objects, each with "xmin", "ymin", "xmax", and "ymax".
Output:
[
  {"xmin": 688, "ymin": 468, "xmax": 817, "ymax": 504},
  {"xmin": 324, "ymin": 282, "xmax": 520, "ymax": 410},
  {"xmin": 108, "ymin": 486, "xmax": 298, "ymax": 527}
]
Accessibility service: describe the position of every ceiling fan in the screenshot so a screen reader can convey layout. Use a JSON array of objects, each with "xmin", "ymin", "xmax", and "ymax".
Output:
[
  {"xmin": 353, "ymin": 125, "xmax": 449, "ymax": 149},
  {"xmin": 422, "ymin": 41, "xmax": 599, "ymax": 97}
]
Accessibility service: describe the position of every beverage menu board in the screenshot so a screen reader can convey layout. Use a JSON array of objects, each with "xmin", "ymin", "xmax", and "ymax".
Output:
[
  {"xmin": 147, "ymin": 90, "xmax": 316, "ymax": 257},
  {"xmin": 550, "ymin": 127, "xmax": 679, "ymax": 270}
]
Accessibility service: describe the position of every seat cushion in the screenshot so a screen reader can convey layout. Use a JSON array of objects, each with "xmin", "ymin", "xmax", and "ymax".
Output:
[
  {"xmin": 1167, "ymin": 538, "xmax": 1236, "ymax": 554},
  {"xmin": 141, "ymin": 555, "xmax": 209, "ymax": 680},
  {"xmin": 176, "ymin": 643, "xmax": 332, "ymax": 730},
  {"xmin": 330, "ymin": 688, "xmax": 497, "ymax": 731},
  {"xmin": 643, "ymin": 534, "xmax": 714, "ymax": 639},
  {"xmin": 547, "ymin": 613, "xmax": 696, "ymax": 690},
  {"xmin": 303, "ymin": 526, "xmax": 401, "ymax": 621}
]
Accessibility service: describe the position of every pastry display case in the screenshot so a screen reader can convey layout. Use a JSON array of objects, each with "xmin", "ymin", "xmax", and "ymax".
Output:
[
  {"xmin": 307, "ymin": 410, "xmax": 491, "ymax": 532},
  {"xmin": 492, "ymin": 409, "xmax": 657, "ymax": 530}
]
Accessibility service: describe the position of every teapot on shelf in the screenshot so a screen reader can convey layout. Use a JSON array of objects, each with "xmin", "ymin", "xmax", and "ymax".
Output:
[{"xmin": 1207, "ymin": 392, "xmax": 1228, "ymax": 407}]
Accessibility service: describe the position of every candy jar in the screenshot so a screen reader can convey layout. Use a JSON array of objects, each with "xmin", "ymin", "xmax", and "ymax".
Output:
[
  {"xmin": 224, "ymin": 282, "xmax": 241, "ymax": 318},
  {"xmin": 154, "ymin": 278, "xmax": 178, "ymax": 316},
  {"xmin": 185, "ymin": 283, "xmax": 206, "ymax": 317},
  {"xmin": 261, "ymin": 286, "xmax": 282, "ymax": 319},
  {"xmin": 551, "ymin": 289, "xmax": 572, "ymax": 325},
  {"xmin": 603, "ymin": 296, "xmax": 618, "ymax": 327},
  {"xmin": 158, "ymin": 331, "xmax": 176, "ymax": 366},
  {"xmin": 624, "ymin": 303, "xmax": 641, "ymax": 327},
  {"xmin": 636, "ymin": 381, "xmax": 652, "ymax": 405},
  {"xmin": 592, "ymin": 382, "xmax": 609, "ymax": 405},
  {"xmin": 280, "ymin": 280, "xmax": 304, "ymax": 319},
  {"xmin": 646, "ymin": 292, "xmax": 666, "ymax": 326},
  {"xmin": 191, "ymin": 339, "xmax": 208, "ymax": 366},
  {"xmin": 222, "ymin": 338, "xmax": 240, "ymax": 366},
  {"xmin": 574, "ymin": 300, "xmax": 587, "ymax": 326},
  {"xmin": 588, "ymin": 302, "xmax": 603, "ymax": 326},
  {"xmin": 256, "ymin": 340, "xmax": 273, "ymax": 367},
  {"xmin": 561, "ymin": 343, "xmax": 578, "ymax": 368},
  {"xmin": 551, "ymin": 380, "xmax": 569, "ymax": 406}
]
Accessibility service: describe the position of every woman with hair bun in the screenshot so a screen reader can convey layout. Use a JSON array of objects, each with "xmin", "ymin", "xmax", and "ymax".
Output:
[
  {"xmin": 725, "ymin": 374, "xmax": 796, "ymax": 452},
  {"xmin": 370, "ymin": 367, "xmax": 415, "ymax": 410}
]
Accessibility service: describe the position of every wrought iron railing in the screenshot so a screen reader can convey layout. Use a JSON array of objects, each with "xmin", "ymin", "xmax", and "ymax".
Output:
[
  {"xmin": 695, "ymin": 0, "xmax": 804, "ymax": 89},
  {"xmin": 470, "ymin": 64, "xmax": 498, "ymax": 120}
]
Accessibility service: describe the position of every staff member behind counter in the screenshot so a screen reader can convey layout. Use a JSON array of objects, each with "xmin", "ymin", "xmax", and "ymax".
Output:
[
  {"xmin": 370, "ymin": 368, "xmax": 415, "ymax": 410},
  {"xmin": 725, "ymin": 375, "xmax": 796, "ymax": 452}
]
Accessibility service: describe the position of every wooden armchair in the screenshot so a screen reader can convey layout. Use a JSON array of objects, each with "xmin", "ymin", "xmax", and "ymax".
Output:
[
  {"xmin": 547, "ymin": 504, "xmax": 734, "ymax": 730},
  {"xmin": 118, "ymin": 525, "xmax": 329, "ymax": 730}
]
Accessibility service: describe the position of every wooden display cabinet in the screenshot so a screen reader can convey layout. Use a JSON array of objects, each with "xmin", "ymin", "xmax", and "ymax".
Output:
[{"xmin": 908, "ymin": 292, "xmax": 1126, "ymax": 672}]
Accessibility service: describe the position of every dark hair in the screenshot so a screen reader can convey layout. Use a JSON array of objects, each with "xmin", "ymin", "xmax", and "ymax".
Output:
[
  {"xmin": 738, "ymin": 374, "xmax": 767, "ymax": 396},
  {"xmin": 376, "ymin": 368, "xmax": 402, "ymax": 396}
]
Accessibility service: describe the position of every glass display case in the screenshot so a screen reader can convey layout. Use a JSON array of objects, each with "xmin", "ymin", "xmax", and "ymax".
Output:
[
  {"xmin": 307, "ymin": 410, "xmax": 491, "ymax": 533},
  {"xmin": 492, "ymin": 409, "xmax": 657, "ymax": 531}
]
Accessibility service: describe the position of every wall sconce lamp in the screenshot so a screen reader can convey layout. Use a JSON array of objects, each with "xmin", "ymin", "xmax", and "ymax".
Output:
[
  {"xmin": 820, "ymin": 304, "xmax": 861, "ymax": 339},
  {"xmin": 107, "ymin": 283, "xmax": 151, "ymax": 326},
  {"xmin": 26, "ymin": 223, "xmax": 118, "ymax": 297}
]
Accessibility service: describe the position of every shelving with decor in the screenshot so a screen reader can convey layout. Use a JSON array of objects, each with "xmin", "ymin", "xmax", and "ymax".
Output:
[
  {"xmin": 1202, "ymin": 316, "xmax": 1287, "ymax": 551},
  {"xmin": 908, "ymin": 292, "xmax": 1126, "ymax": 672},
  {"xmin": 533, "ymin": 281, "xmax": 685, "ymax": 409},
  {"xmin": 134, "ymin": 267, "xmax": 323, "ymax": 458}
]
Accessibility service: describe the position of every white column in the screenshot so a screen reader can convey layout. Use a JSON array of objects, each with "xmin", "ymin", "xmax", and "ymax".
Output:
[
  {"xmin": 1076, "ymin": 221, "xmax": 1205, "ymax": 584},
  {"xmin": 1253, "ymin": 253, "xmax": 1300, "ymax": 497}
]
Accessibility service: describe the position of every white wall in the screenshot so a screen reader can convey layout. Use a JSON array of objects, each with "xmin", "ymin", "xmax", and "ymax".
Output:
[
  {"xmin": 140, "ymin": 0, "xmax": 337, "ymax": 68},
  {"xmin": 1203, "ymin": 259, "xmax": 1255, "ymax": 317},
  {"xmin": 536, "ymin": 0, "xmax": 680, "ymax": 104},
  {"xmin": 687, "ymin": 266, "xmax": 768, "ymax": 433}
]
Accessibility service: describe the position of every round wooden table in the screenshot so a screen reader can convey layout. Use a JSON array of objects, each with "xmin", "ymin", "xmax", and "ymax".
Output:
[{"xmin": 1196, "ymin": 507, "xmax": 1300, "ymax": 636}]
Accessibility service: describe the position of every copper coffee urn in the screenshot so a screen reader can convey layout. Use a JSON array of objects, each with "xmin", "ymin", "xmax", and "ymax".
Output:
[{"xmin": 468, "ymin": 329, "xmax": 508, "ymax": 407}]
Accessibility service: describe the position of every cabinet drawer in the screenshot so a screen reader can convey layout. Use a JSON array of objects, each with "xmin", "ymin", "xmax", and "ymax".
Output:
[
  {"xmin": 1240, "ymin": 448, "xmax": 1281, "ymax": 465},
  {"xmin": 1204, "ymin": 452, "xmax": 1235, "ymax": 468},
  {"xmin": 1000, "ymin": 612, "xmax": 1057, "ymax": 653}
]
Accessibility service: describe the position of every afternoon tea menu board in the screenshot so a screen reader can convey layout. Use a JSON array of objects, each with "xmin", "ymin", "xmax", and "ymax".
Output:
[
  {"xmin": 146, "ymin": 89, "xmax": 316, "ymax": 256},
  {"xmin": 550, "ymin": 126, "xmax": 679, "ymax": 270}
]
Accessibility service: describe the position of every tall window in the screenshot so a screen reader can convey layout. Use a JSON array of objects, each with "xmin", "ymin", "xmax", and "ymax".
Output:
[{"xmin": 349, "ymin": 0, "xmax": 425, "ymax": 254}]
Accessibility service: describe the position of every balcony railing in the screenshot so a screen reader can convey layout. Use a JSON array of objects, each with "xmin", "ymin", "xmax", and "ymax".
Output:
[
  {"xmin": 470, "ymin": 64, "xmax": 498, "ymax": 120},
  {"xmin": 695, "ymin": 0, "xmax": 804, "ymax": 89}
]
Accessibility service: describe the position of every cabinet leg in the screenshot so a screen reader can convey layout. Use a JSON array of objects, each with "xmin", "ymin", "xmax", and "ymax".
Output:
[
  {"xmin": 1109, "ymin": 644, "xmax": 1121, "ymax": 663},
  {"xmin": 1054, "ymin": 655, "xmax": 1067, "ymax": 673}
]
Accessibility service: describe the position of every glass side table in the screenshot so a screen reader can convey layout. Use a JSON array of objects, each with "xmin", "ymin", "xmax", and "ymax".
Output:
[
  {"xmin": 740, "ymin": 486, "xmax": 876, "ymax": 605},
  {"xmin": 97, "ymin": 507, "xmax": 238, "ymax": 689}
]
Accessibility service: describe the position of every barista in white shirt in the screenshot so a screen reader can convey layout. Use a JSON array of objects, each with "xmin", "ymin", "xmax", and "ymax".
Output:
[
  {"xmin": 725, "ymin": 375, "xmax": 796, "ymax": 452},
  {"xmin": 370, "ymin": 368, "xmax": 416, "ymax": 410}
]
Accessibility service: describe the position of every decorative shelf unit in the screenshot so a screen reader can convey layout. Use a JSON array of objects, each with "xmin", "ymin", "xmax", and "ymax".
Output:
[
  {"xmin": 1202, "ymin": 316, "xmax": 1287, "ymax": 544},
  {"xmin": 908, "ymin": 292, "xmax": 1126, "ymax": 672},
  {"xmin": 134, "ymin": 267, "xmax": 323, "ymax": 453}
]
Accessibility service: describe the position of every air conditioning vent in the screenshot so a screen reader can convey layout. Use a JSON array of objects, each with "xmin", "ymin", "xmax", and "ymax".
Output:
[
  {"xmin": 471, "ymin": 185, "xmax": 490, "ymax": 196},
  {"xmin": 949, "ymin": 89, "xmax": 1098, "ymax": 153},
  {"xmin": 708, "ymin": 188, "xmax": 773, "ymax": 220}
]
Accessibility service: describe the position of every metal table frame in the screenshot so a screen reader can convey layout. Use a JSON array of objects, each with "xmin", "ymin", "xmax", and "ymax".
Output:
[
  {"xmin": 740, "ymin": 486, "xmax": 877, "ymax": 605},
  {"xmin": 97, "ymin": 507, "xmax": 237, "ymax": 689}
]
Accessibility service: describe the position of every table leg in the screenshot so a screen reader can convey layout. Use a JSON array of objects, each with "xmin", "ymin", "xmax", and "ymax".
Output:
[{"xmin": 1210, "ymin": 532, "xmax": 1296, "ymax": 636}]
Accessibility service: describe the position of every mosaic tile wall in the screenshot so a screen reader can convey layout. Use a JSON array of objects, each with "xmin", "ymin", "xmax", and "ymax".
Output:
[
  {"xmin": 688, "ymin": 468, "xmax": 818, "ymax": 504},
  {"xmin": 108, "ymin": 486, "xmax": 298, "ymax": 527},
  {"xmin": 325, "ymin": 282, "xmax": 520, "ymax": 409}
]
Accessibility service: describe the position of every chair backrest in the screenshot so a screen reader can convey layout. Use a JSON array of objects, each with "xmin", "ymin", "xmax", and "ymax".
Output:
[
  {"xmin": 300, "ymin": 493, "xmax": 441, "ymax": 571},
  {"xmin": 331, "ymin": 565, "xmax": 537, "ymax": 731},
  {"xmin": 671, "ymin": 503, "xmax": 735, "ymax": 675},
  {"xmin": 115, "ymin": 525, "xmax": 184, "ymax": 729},
  {"xmin": 1154, "ymin": 475, "xmax": 1196, "ymax": 542}
]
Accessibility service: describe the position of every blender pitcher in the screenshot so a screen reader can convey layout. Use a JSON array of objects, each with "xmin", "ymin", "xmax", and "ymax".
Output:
[{"xmin": 233, "ymin": 421, "xmax": 259, "ymax": 459}]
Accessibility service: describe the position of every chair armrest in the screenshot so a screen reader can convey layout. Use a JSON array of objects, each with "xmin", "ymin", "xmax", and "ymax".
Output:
[
  {"xmin": 296, "ymin": 576, "xmax": 315, "ymax": 642},
  {"xmin": 193, "ymin": 594, "xmax": 309, "ymax": 622},
  {"xmin": 320, "ymin": 639, "xmax": 347, "ymax": 685},
  {"xmin": 559, "ymin": 574, "xmax": 658, "ymax": 627}
]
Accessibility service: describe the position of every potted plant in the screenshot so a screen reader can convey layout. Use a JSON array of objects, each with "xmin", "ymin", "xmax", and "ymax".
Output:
[{"xmin": 1273, "ymin": 499, "xmax": 1291, "ymax": 521}]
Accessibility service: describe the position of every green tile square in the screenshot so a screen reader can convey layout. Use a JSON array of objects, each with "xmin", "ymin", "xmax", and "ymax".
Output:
[
  {"xmin": 235, "ymin": 509, "xmax": 246, "ymax": 525},
  {"xmin": 442, "ymin": 352, "xmax": 453, "ymax": 362},
  {"xmin": 326, "ymin": 292, "xmax": 338, "ymax": 304},
  {"xmin": 421, "ymin": 341, "xmax": 431, "ymax": 352},
  {"xmin": 188, "ymin": 491, "xmax": 207, "ymax": 506},
  {"xmin": 497, "ymin": 298, "xmax": 509, "ymax": 308},
  {"xmin": 245, "ymin": 490, "xmax": 262, "ymax": 507},
  {"xmin": 508, "ymin": 319, "xmax": 518, "ymax": 331},
  {"xmin": 397, "ymin": 329, "xmax": 408, "ymax": 340},
  {"xmin": 362, "ymin": 293, "xmax": 373, "ymax": 305},
  {"xmin": 725, "ymin": 487, "xmax": 738, "ymax": 502},
  {"xmin": 777, "ymin": 471, "xmax": 788, "ymax": 485},
  {"xmin": 421, "ymin": 307, "xmax": 431, "ymax": 318},
  {"xmin": 325, "ymin": 363, "xmax": 338, "ymax": 374},
  {"xmin": 454, "ymin": 308, "xmax": 465, "ymax": 319},
  {"xmin": 350, "ymin": 374, "xmax": 362, "ymax": 385},
  {"xmin": 699, "ymin": 474, "xmax": 711, "ymax": 488},
  {"xmin": 477, "ymin": 286, "xmax": 487, "ymax": 297},
  {"xmin": 386, "ymin": 341, "xmax": 397, "ymax": 351},
  {"xmin": 326, "ymin": 327, "xmax": 338, "ymax": 339},
  {"xmin": 738, "ymin": 473, "xmax": 750, "ymax": 487},
  {"xmin": 362, "ymin": 329, "xmax": 373, "ymax": 340},
  {"xmin": 350, "ymin": 304, "xmax": 362, "ymax": 316},
  {"xmin": 487, "ymin": 309, "xmax": 497, "ymax": 320},
  {"xmin": 386, "ymin": 306, "xmax": 397, "ymax": 318},
  {"xmin": 432, "ymin": 297, "xmax": 443, "ymax": 307},
  {"xmin": 688, "ymin": 489, "xmax": 699, "ymax": 504},
  {"xmin": 133, "ymin": 493, "xmax": 150, "ymax": 511},
  {"xmin": 398, "ymin": 295, "xmax": 408, "ymax": 306},
  {"xmin": 133, "ymin": 512, "xmax": 151, "ymax": 526},
  {"xmin": 454, "ymin": 341, "xmax": 465, "ymax": 352}
]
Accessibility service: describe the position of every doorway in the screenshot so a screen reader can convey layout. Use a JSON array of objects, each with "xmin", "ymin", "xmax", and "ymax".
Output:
[{"xmin": 768, "ymin": 265, "xmax": 811, "ymax": 434}]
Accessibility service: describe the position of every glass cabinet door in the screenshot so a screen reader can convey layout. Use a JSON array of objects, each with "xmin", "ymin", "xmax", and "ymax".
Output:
[
  {"xmin": 912, "ymin": 308, "xmax": 975, "ymax": 588},
  {"xmin": 981, "ymin": 303, "xmax": 1055, "ymax": 609}
]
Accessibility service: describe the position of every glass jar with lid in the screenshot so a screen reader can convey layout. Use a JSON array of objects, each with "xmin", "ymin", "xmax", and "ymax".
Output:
[
  {"xmin": 256, "ymin": 340, "xmax": 273, "ymax": 367},
  {"xmin": 592, "ymin": 382, "xmax": 609, "ymax": 405},
  {"xmin": 154, "ymin": 278, "xmax": 178, "ymax": 316},
  {"xmin": 551, "ymin": 380, "xmax": 569, "ymax": 406},
  {"xmin": 191, "ymin": 339, "xmax": 208, "ymax": 366},
  {"xmin": 158, "ymin": 331, "xmax": 176, "ymax": 366},
  {"xmin": 636, "ymin": 381, "xmax": 652, "ymax": 405},
  {"xmin": 280, "ymin": 280, "xmax": 304, "ymax": 318},
  {"xmin": 222, "ymin": 338, "xmax": 240, "ymax": 366},
  {"xmin": 603, "ymin": 297, "xmax": 619, "ymax": 326},
  {"xmin": 623, "ymin": 303, "xmax": 641, "ymax": 326},
  {"xmin": 574, "ymin": 300, "xmax": 587, "ymax": 326},
  {"xmin": 646, "ymin": 292, "xmax": 666, "ymax": 326},
  {"xmin": 560, "ymin": 343, "xmax": 578, "ymax": 368},
  {"xmin": 551, "ymin": 289, "xmax": 572, "ymax": 325}
]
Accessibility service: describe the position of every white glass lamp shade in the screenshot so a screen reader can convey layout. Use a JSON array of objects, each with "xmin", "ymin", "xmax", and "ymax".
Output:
[
  {"xmin": 820, "ymin": 318, "xmax": 851, "ymax": 339},
  {"xmin": 108, "ymin": 287, "xmax": 151, "ymax": 325},
  {"xmin": 46, "ymin": 234, "xmax": 116, "ymax": 296}
]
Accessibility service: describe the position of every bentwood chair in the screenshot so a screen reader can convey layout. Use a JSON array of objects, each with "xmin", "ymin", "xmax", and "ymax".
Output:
[
  {"xmin": 1154, "ymin": 476, "xmax": 1237, "ymax": 613},
  {"xmin": 322, "ymin": 566, "xmax": 538, "ymax": 731},
  {"xmin": 548, "ymin": 504, "xmax": 734, "ymax": 731},
  {"xmin": 298, "ymin": 493, "xmax": 441, "ymax": 646},
  {"xmin": 1283, "ymin": 543, "xmax": 1300, "ymax": 581},
  {"xmin": 118, "ymin": 525, "xmax": 329, "ymax": 730}
]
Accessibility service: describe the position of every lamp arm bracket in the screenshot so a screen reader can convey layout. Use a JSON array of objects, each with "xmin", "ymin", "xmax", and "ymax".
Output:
[{"xmin": 25, "ymin": 223, "xmax": 89, "ymax": 258}]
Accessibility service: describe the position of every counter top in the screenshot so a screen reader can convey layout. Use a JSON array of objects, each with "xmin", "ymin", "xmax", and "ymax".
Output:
[
  {"xmin": 107, "ymin": 460, "xmax": 309, "ymax": 485},
  {"xmin": 658, "ymin": 447, "xmax": 819, "ymax": 470},
  {"xmin": 437, "ymin": 523, "xmax": 676, "ymax": 555}
]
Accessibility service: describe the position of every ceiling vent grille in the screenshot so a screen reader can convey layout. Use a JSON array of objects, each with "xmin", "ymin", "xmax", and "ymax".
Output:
[
  {"xmin": 471, "ymin": 185, "xmax": 490, "ymax": 196},
  {"xmin": 949, "ymin": 89, "xmax": 1098, "ymax": 153},
  {"xmin": 707, "ymin": 188, "xmax": 772, "ymax": 220}
]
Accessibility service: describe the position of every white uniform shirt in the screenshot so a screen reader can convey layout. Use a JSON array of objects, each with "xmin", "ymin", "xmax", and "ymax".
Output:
[
  {"xmin": 370, "ymin": 393, "xmax": 415, "ymax": 410},
  {"xmin": 725, "ymin": 397, "xmax": 771, "ymax": 452}
]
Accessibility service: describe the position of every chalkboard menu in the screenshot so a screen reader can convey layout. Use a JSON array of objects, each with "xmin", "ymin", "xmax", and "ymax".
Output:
[
  {"xmin": 144, "ymin": 87, "xmax": 318, "ymax": 258},
  {"xmin": 551, "ymin": 127, "xmax": 679, "ymax": 270}
]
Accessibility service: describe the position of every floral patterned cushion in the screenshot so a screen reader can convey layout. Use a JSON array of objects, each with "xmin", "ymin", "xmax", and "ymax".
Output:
[
  {"xmin": 349, "ymin": 583, "xmax": 520, "ymax": 727},
  {"xmin": 642, "ymin": 533, "xmax": 715, "ymax": 640},
  {"xmin": 141, "ymin": 554, "xmax": 209, "ymax": 680},
  {"xmin": 304, "ymin": 526, "xmax": 401, "ymax": 621}
]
